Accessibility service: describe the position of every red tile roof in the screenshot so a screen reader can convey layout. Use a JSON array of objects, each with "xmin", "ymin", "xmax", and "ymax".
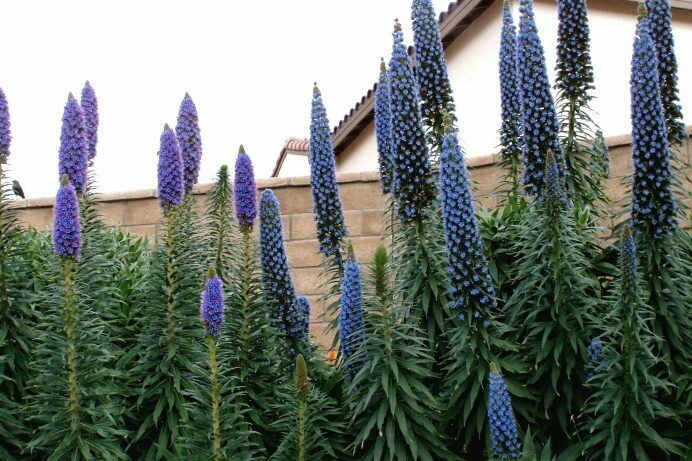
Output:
[{"xmin": 272, "ymin": 137, "xmax": 310, "ymax": 177}]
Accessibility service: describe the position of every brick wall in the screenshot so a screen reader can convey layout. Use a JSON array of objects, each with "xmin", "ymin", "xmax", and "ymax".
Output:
[{"xmin": 10, "ymin": 132, "xmax": 691, "ymax": 348}]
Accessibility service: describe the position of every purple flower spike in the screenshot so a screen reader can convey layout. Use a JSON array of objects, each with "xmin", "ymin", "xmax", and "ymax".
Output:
[
  {"xmin": 157, "ymin": 124, "xmax": 184, "ymax": 211},
  {"xmin": 80, "ymin": 81, "xmax": 99, "ymax": 161},
  {"xmin": 200, "ymin": 270, "xmax": 226, "ymax": 337},
  {"xmin": 176, "ymin": 93, "xmax": 203, "ymax": 191},
  {"xmin": 234, "ymin": 145, "xmax": 257, "ymax": 228},
  {"xmin": 0, "ymin": 87, "xmax": 11, "ymax": 162},
  {"xmin": 58, "ymin": 93, "xmax": 89, "ymax": 194},
  {"xmin": 53, "ymin": 175, "xmax": 82, "ymax": 260}
]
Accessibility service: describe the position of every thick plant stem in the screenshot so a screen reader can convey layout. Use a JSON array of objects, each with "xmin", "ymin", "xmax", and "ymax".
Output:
[
  {"xmin": 166, "ymin": 211, "xmax": 176, "ymax": 346},
  {"xmin": 239, "ymin": 228, "xmax": 252, "ymax": 375},
  {"xmin": 63, "ymin": 258, "xmax": 80, "ymax": 431},
  {"xmin": 0, "ymin": 163, "xmax": 9, "ymax": 317},
  {"xmin": 207, "ymin": 335, "xmax": 221, "ymax": 461},
  {"xmin": 297, "ymin": 397, "xmax": 307, "ymax": 461}
]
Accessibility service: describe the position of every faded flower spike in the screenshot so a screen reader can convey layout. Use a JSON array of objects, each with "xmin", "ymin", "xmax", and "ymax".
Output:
[
  {"xmin": 53, "ymin": 175, "xmax": 82, "ymax": 260},
  {"xmin": 157, "ymin": 124, "xmax": 185, "ymax": 210},
  {"xmin": 234, "ymin": 145, "xmax": 258, "ymax": 228},
  {"xmin": 58, "ymin": 93, "xmax": 89, "ymax": 194},
  {"xmin": 200, "ymin": 269, "xmax": 226, "ymax": 337}
]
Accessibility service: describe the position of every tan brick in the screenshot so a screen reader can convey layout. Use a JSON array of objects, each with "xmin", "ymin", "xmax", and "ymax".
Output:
[
  {"xmin": 344, "ymin": 210, "xmax": 361, "ymax": 236},
  {"xmin": 310, "ymin": 322, "xmax": 334, "ymax": 351},
  {"xmin": 469, "ymin": 164, "xmax": 502, "ymax": 197},
  {"xmin": 96, "ymin": 202, "xmax": 125, "ymax": 226},
  {"xmin": 292, "ymin": 267, "xmax": 324, "ymax": 295},
  {"xmin": 17, "ymin": 206, "xmax": 53, "ymax": 230},
  {"xmin": 122, "ymin": 198, "xmax": 162, "ymax": 226},
  {"xmin": 362, "ymin": 209, "xmax": 386, "ymax": 236},
  {"xmin": 271, "ymin": 187, "xmax": 313, "ymax": 214},
  {"xmin": 340, "ymin": 181, "xmax": 387, "ymax": 210},
  {"xmin": 281, "ymin": 215, "xmax": 291, "ymax": 237},
  {"xmin": 351, "ymin": 235, "xmax": 387, "ymax": 264},
  {"xmin": 290, "ymin": 213, "xmax": 316, "ymax": 240},
  {"xmin": 609, "ymin": 146, "xmax": 633, "ymax": 178},
  {"xmin": 286, "ymin": 239, "xmax": 322, "ymax": 268},
  {"xmin": 124, "ymin": 224, "xmax": 157, "ymax": 239}
]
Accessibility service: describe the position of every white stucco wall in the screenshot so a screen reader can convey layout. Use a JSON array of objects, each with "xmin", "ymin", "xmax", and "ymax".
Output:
[
  {"xmin": 277, "ymin": 153, "xmax": 310, "ymax": 178},
  {"xmin": 336, "ymin": 0, "xmax": 692, "ymax": 172}
]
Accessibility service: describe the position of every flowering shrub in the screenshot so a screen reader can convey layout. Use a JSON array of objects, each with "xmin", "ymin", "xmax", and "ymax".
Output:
[{"xmin": 0, "ymin": 2, "xmax": 689, "ymax": 460}]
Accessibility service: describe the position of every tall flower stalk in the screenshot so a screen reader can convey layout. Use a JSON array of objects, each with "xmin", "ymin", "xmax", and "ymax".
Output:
[
  {"xmin": 583, "ymin": 225, "xmax": 685, "ymax": 459},
  {"xmin": 54, "ymin": 175, "xmax": 82, "ymax": 432},
  {"xmin": 0, "ymin": 87, "xmax": 10, "ymax": 163},
  {"xmin": 80, "ymin": 81, "xmax": 98, "ymax": 162},
  {"xmin": 389, "ymin": 19, "xmax": 436, "ymax": 223},
  {"xmin": 206, "ymin": 163, "xmax": 234, "ymax": 280},
  {"xmin": 629, "ymin": 6, "xmax": 691, "ymax": 396},
  {"xmin": 58, "ymin": 94, "xmax": 89, "ymax": 195},
  {"xmin": 308, "ymin": 85, "xmax": 348, "ymax": 346},
  {"xmin": 629, "ymin": 9, "xmax": 676, "ymax": 241},
  {"xmin": 555, "ymin": 0, "xmax": 608, "ymax": 207},
  {"xmin": 374, "ymin": 59, "xmax": 394, "ymax": 195},
  {"xmin": 200, "ymin": 270, "xmax": 226, "ymax": 461},
  {"xmin": 259, "ymin": 189, "xmax": 300, "ymax": 351},
  {"xmin": 504, "ymin": 152, "xmax": 599, "ymax": 449},
  {"xmin": 132, "ymin": 123, "xmax": 205, "ymax": 459},
  {"xmin": 516, "ymin": 0, "xmax": 563, "ymax": 197},
  {"xmin": 646, "ymin": 0, "xmax": 685, "ymax": 145},
  {"xmin": 176, "ymin": 93, "xmax": 203, "ymax": 192},
  {"xmin": 487, "ymin": 363, "xmax": 521, "ymax": 460},
  {"xmin": 439, "ymin": 118, "xmax": 507, "ymax": 451},
  {"xmin": 498, "ymin": 0, "xmax": 523, "ymax": 199},
  {"xmin": 339, "ymin": 258, "xmax": 366, "ymax": 382},
  {"xmin": 411, "ymin": 0, "xmax": 456, "ymax": 145}
]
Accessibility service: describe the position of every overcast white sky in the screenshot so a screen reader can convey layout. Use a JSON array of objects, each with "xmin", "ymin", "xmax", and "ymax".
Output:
[{"xmin": 1, "ymin": 0, "xmax": 453, "ymax": 198}]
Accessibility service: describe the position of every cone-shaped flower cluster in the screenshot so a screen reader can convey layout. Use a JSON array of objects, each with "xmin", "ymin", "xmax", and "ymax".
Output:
[
  {"xmin": 439, "ymin": 124, "xmax": 496, "ymax": 317},
  {"xmin": 0, "ymin": 87, "xmax": 10, "ymax": 162},
  {"xmin": 389, "ymin": 20, "xmax": 436, "ymax": 223},
  {"xmin": 234, "ymin": 146, "xmax": 257, "ymax": 228},
  {"xmin": 309, "ymin": 85, "xmax": 347, "ymax": 259},
  {"xmin": 176, "ymin": 93, "xmax": 203, "ymax": 191},
  {"xmin": 294, "ymin": 354, "xmax": 309, "ymax": 399},
  {"xmin": 58, "ymin": 94, "xmax": 89, "ymax": 194},
  {"xmin": 541, "ymin": 150, "xmax": 568, "ymax": 209},
  {"xmin": 259, "ymin": 189, "xmax": 297, "ymax": 333},
  {"xmin": 487, "ymin": 363, "xmax": 521, "ymax": 460},
  {"xmin": 499, "ymin": 0, "xmax": 523, "ymax": 178},
  {"xmin": 80, "ymin": 81, "xmax": 99, "ymax": 161},
  {"xmin": 374, "ymin": 60, "xmax": 394, "ymax": 194},
  {"xmin": 53, "ymin": 175, "xmax": 81, "ymax": 260},
  {"xmin": 646, "ymin": 0, "xmax": 685, "ymax": 144},
  {"xmin": 287, "ymin": 296, "xmax": 310, "ymax": 346},
  {"xmin": 200, "ymin": 270, "xmax": 225, "ymax": 337},
  {"xmin": 629, "ymin": 13, "xmax": 676, "ymax": 239},
  {"xmin": 555, "ymin": 0, "xmax": 594, "ymax": 103},
  {"xmin": 339, "ymin": 259, "xmax": 366, "ymax": 381},
  {"xmin": 157, "ymin": 124, "xmax": 185, "ymax": 211},
  {"xmin": 516, "ymin": 0, "xmax": 563, "ymax": 196},
  {"xmin": 411, "ymin": 0, "xmax": 455, "ymax": 133}
]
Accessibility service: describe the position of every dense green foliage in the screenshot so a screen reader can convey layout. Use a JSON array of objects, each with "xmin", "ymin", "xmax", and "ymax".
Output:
[{"xmin": 0, "ymin": 1, "xmax": 690, "ymax": 460}]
